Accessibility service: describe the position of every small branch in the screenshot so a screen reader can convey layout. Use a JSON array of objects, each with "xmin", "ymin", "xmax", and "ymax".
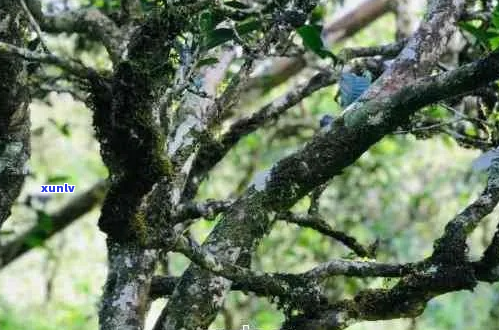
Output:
[
  {"xmin": 278, "ymin": 211, "xmax": 372, "ymax": 257},
  {"xmin": 0, "ymin": 180, "xmax": 108, "ymax": 269},
  {"xmin": 303, "ymin": 259, "xmax": 411, "ymax": 280},
  {"xmin": 0, "ymin": 41, "xmax": 102, "ymax": 79},
  {"xmin": 20, "ymin": 0, "xmax": 50, "ymax": 52},
  {"xmin": 25, "ymin": 0, "xmax": 123, "ymax": 62},
  {"xmin": 432, "ymin": 157, "xmax": 499, "ymax": 263},
  {"xmin": 308, "ymin": 183, "xmax": 328, "ymax": 215},
  {"xmin": 223, "ymin": 70, "xmax": 338, "ymax": 142},
  {"xmin": 184, "ymin": 70, "xmax": 338, "ymax": 199},
  {"xmin": 339, "ymin": 39, "xmax": 408, "ymax": 61},
  {"xmin": 461, "ymin": 11, "xmax": 491, "ymax": 21},
  {"xmin": 172, "ymin": 199, "xmax": 234, "ymax": 223},
  {"xmin": 150, "ymin": 275, "xmax": 285, "ymax": 299},
  {"xmin": 442, "ymin": 127, "xmax": 493, "ymax": 150},
  {"xmin": 393, "ymin": 118, "xmax": 463, "ymax": 134}
]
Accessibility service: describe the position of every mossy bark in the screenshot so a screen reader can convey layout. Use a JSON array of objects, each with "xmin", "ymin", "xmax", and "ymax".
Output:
[{"xmin": 0, "ymin": 1, "xmax": 30, "ymax": 229}]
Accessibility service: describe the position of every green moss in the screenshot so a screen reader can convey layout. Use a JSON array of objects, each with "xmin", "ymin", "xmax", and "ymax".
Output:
[{"xmin": 131, "ymin": 209, "xmax": 148, "ymax": 246}]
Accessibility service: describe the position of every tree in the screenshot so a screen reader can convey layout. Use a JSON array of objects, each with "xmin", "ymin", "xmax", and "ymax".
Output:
[{"xmin": 2, "ymin": 0, "xmax": 499, "ymax": 329}]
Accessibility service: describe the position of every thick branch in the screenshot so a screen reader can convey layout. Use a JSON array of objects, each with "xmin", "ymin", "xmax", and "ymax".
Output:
[
  {"xmin": 172, "ymin": 199, "xmax": 234, "ymax": 223},
  {"xmin": 99, "ymin": 241, "xmax": 156, "ymax": 330}
]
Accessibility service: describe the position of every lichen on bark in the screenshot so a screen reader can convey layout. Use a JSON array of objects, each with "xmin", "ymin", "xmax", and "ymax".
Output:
[{"xmin": 0, "ymin": 0, "xmax": 30, "ymax": 229}]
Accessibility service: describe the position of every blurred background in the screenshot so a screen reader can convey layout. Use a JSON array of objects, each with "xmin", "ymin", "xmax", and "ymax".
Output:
[{"xmin": 1, "ymin": 1, "xmax": 499, "ymax": 329}]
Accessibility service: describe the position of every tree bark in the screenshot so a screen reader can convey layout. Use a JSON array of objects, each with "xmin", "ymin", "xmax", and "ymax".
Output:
[
  {"xmin": 0, "ymin": 1, "xmax": 30, "ymax": 230},
  {"xmin": 99, "ymin": 241, "xmax": 156, "ymax": 330}
]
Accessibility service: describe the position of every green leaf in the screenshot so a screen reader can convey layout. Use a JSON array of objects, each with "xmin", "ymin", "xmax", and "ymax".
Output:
[
  {"xmin": 236, "ymin": 18, "xmax": 261, "ymax": 34},
  {"xmin": 197, "ymin": 57, "xmax": 219, "ymax": 68},
  {"xmin": 490, "ymin": 36, "xmax": 499, "ymax": 50},
  {"xmin": 203, "ymin": 19, "xmax": 261, "ymax": 50},
  {"xmin": 47, "ymin": 175, "xmax": 71, "ymax": 184},
  {"xmin": 224, "ymin": 1, "xmax": 250, "ymax": 9},
  {"xmin": 204, "ymin": 28, "xmax": 235, "ymax": 50},
  {"xmin": 48, "ymin": 118, "xmax": 71, "ymax": 137},
  {"xmin": 310, "ymin": 6, "xmax": 326, "ymax": 24},
  {"xmin": 424, "ymin": 105, "xmax": 447, "ymax": 119},
  {"xmin": 199, "ymin": 11, "xmax": 222, "ymax": 32},
  {"xmin": 459, "ymin": 22, "xmax": 494, "ymax": 48},
  {"xmin": 296, "ymin": 24, "xmax": 336, "ymax": 59},
  {"xmin": 38, "ymin": 211, "xmax": 53, "ymax": 233},
  {"xmin": 492, "ymin": 6, "xmax": 499, "ymax": 29},
  {"xmin": 297, "ymin": 25, "xmax": 323, "ymax": 52}
]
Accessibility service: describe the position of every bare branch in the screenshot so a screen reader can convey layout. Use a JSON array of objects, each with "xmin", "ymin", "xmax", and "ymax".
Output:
[
  {"xmin": 0, "ymin": 41, "xmax": 103, "ymax": 79},
  {"xmin": 339, "ymin": 39, "xmax": 408, "ymax": 61},
  {"xmin": 0, "ymin": 180, "xmax": 108, "ymax": 269},
  {"xmin": 278, "ymin": 211, "xmax": 372, "ymax": 257},
  {"xmin": 432, "ymin": 157, "xmax": 499, "ymax": 263},
  {"xmin": 25, "ymin": 0, "xmax": 123, "ymax": 62},
  {"xmin": 283, "ymin": 156, "xmax": 499, "ymax": 330}
]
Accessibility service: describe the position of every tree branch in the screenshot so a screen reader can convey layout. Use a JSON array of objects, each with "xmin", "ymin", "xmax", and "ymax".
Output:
[
  {"xmin": 0, "ymin": 180, "xmax": 108, "ymax": 269},
  {"xmin": 0, "ymin": 41, "xmax": 103, "ymax": 79},
  {"xmin": 247, "ymin": 0, "xmax": 393, "ymax": 91},
  {"xmin": 184, "ymin": 69, "xmax": 338, "ymax": 200},
  {"xmin": 278, "ymin": 211, "xmax": 372, "ymax": 257},
  {"xmin": 339, "ymin": 39, "xmax": 408, "ymax": 61},
  {"xmin": 173, "ymin": 235, "xmax": 410, "ymax": 308},
  {"xmin": 25, "ymin": 0, "xmax": 123, "ymax": 62},
  {"xmin": 283, "ymin": 157, "xmax": 499, "ymax": 329}
]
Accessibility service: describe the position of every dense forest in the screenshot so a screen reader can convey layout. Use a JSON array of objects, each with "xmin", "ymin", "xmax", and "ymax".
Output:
[{"xmin": 2, "ymin": 0, "xmax": 499, "ymax": 329}]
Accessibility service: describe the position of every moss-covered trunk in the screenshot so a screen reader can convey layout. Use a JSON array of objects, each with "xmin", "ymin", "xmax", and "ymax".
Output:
[{"xmin": 0, "ymin": 1, "xmax": 30, "ymax": 229}]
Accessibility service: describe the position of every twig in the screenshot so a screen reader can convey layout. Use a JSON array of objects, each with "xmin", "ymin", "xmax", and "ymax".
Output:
[
  {"xmin": 278, "ymin": 211, "xmax": 372, "ymax": 257},
  {"xmin": 20, "ymin": 0, "xmax": 50, "ymax": 53},
  {"xmin": 339, "ymin": 39, "xmax": 408, "ymax": 61}
]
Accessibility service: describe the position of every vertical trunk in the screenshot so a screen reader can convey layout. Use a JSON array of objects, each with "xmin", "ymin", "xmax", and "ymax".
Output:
[
  {"xmin": 99, "ymin": 240, "xmax": 156, "ymax": 330},
  {"xmin": 0, "ymin": 0, "xmax": 30, "ymax": 229}
]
